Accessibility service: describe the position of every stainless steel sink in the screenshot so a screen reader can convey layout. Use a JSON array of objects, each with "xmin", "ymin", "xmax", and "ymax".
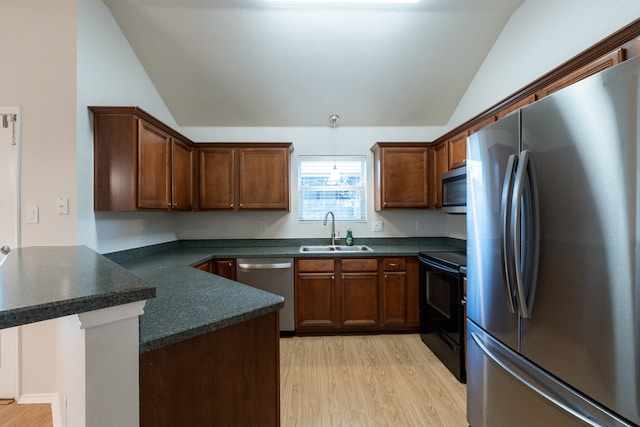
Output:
[{"xmin": 299, "ymin": 245, "xmax": 374, "ymax": 253}]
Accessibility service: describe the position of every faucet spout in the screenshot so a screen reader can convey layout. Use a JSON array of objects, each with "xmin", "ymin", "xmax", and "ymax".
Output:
[{"xmin": 323, "ymin": 211, "xmax": 336, "ymax": 245}]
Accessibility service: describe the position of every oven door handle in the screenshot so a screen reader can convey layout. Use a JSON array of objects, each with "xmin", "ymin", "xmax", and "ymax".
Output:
[{"xmin": 418, "ymin": 256, "xmax": 460, "ymax": 274}]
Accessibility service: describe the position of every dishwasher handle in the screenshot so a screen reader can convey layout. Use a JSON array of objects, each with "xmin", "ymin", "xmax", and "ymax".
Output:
[{"xmin": 237, "ymin": 262, "xmax": 293, "ymax": 270}]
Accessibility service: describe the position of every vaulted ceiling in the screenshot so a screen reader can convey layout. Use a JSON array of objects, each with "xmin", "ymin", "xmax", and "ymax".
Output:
[{"xmin": 104, "ymin": 0, "xmax": 525, "ymax": 127}]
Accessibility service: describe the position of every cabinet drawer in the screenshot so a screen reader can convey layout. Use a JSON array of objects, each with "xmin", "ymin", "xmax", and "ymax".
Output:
[
  {"xmin": 297, "ymin": 259, "xmax": 335, "ymax": 273},
  {"xmin": 383, "ymin": 258, "xmax": 406, "ymax": 271},
  {"xmin": 341, "ymin": 258, "xmax": 378, "ymax": 272}
]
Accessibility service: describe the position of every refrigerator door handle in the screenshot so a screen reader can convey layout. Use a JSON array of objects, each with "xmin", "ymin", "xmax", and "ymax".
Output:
[
  {"xmin": 470, "ymin": 330, "xmax": 632, "ymax": 427},
  {"xmin": 501, "ymin": 154, "xmax": 518, "ymax": 314},
  {"xmin": 511, "ymin": 150, "xmax": 540, "ymax": 319}
]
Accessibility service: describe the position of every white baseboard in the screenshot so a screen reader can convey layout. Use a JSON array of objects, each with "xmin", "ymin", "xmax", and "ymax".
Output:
[{"xmin": 17, "ymin": 393, "xmax": 61, "ymax": 427}]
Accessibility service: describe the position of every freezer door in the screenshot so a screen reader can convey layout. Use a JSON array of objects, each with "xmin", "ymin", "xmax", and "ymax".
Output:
[
  {"xmin": 467, "ymin": 320, "xmax": 635, "ymax": 427},
  {"xmin": 466, "ymin": 113, "xmax": 520, "ymax": 351},
  {"xmin": 520, "ymin": 56, "xmax": 640, "ymax": 425}
]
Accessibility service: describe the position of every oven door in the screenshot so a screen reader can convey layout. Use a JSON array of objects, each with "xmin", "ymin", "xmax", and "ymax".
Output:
[{"xmin": 419, "ymin": 256, "xmax": 465, "ymax": 381}]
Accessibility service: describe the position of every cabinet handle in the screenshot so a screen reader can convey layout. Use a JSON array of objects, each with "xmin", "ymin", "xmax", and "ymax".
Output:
[
  {"xmin": 385, "ymin": 274, "xmax": 388, "ymax": 279},
  {"xmin": 383, "ymin": 202, "xmax": 387, "ymax": 207},
  {"xmin": 227, "ymin": 262, "xmax": 232, "ymax": 267},
  {"xmin": 230, "ymin": 203, "xmax": 234, "ymax": 208},
  {"xmin": 389, "ymin": 263, "xmax": 399, "ymax": 267}
]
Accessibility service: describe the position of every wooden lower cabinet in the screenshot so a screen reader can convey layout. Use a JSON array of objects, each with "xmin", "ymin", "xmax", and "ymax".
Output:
[
  {"xmin": 139, "ymin": 311, "xmax": 280, "ymax": 427},
  {"xmin": 193, "ymin": 260, "xmax": 211, "ymax": 273},
  {"xmin": 213, "ymin": 258, "xmax": 236, "ymax": 280},
  {"xmin": 341, "ymin": 258, "xmax": 379, "ymax": 328},
  {"xmin": 381, "ymin": 258, "xmax": 407, "ymax": 327},
  {"xmin": 296, "ymin": 259, "xmax": 339, "ymax": 329},
  {"xmin": 295, "ymin": 257, "xmax": 419, "ymax": 333}
]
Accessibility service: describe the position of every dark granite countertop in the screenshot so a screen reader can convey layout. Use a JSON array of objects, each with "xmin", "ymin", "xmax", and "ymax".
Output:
[
  {"xmin": 0, "ymin": 245, "xmax": 156, "ymax": 330},
  {"xmin": 109, "ymin": 237, "xmax": 465, "ymax": 353}
]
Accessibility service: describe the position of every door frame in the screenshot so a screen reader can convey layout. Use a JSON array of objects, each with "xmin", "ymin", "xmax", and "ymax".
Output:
[{"xmin": 0, "ymin": 106, "xmax": 22, "ymax": 399}]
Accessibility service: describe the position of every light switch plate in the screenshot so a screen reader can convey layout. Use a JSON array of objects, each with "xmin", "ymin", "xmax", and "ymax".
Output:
[
  {"xmin": 372, "ymin": 221, "xmax": 384, "ymax": 232},
  {"xmin": 26, "ymin": 205, "xmax": 39, "ymax": 224}
]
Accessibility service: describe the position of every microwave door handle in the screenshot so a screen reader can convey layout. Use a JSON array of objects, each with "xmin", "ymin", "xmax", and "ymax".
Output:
[
  {"xmin": 511, "ymin": 150, "xmax": 540, "ymax": 319},
  {"xmin": 501, "ymin": 154, "xmax": 518, "ymax": 314}
]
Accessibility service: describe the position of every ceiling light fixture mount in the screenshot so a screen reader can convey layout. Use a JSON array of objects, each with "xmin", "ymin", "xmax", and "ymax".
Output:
[{"xmin": 267, "ymin": 0, "xmax": 419, "ymax": 3}]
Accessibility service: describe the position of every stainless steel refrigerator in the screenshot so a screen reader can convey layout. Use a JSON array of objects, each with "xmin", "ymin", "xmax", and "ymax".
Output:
[{"xmin": 466, "ymin": 55, "xmax": 640, "ymax": 426}]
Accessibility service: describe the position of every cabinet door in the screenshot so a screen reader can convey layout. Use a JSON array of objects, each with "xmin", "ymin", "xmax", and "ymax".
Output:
[
  {"xmin": 138, "ymin": 120, "xmax": 171, "ymax": 209},
  {"xmin": 378, "ymin": 147, "xmax": 430, "ymax": 209},
  {"xmin": 171, "ymin": 139, "xmax": 193, "ymax": 210},
  {"xmin": 296, "ymin": 272, "xmax": 339, "ymax": 329},
  {"xmin": 214, "ymin": 259, "xmax": 236, "ymax": 280},
  {"xmin": 238, "ymin": 147, "xmax": 290, "ymax": 210},
  {"xmin": 194, "ymin": 261, "xmax": 211, "ymax": 273},
  {"xmin": 382, "ymin": 271, "xmax": 407, "ymax": 326},
  {"xmin": 536, "ymin": 48, "xmax": 623, "ymax": 99},
  {"xmin": 341, "ymin": 272, "xmax": 379, "ymax": 327},
  {"xmin": 199, "ymin": 148, "xmax": 235, "ymax": 209},
  {"xmin": 433, "ymin": 142, "xmax": 448, "ymax": 209},
  {"xmin": 447, "ymin": 132, "xmax": 468, "ymax": 171}
]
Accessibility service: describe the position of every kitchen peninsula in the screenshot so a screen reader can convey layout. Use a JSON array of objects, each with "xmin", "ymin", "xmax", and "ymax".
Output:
[{"xmin": 0, "ymin": 245, "xmax": 155, "ymax": 427}]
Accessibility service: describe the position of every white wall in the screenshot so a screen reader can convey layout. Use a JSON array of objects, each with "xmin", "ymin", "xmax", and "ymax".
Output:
[
  {"xmin": 179, "ymin": 125, "xmax": 450, "ymax": 240},
  {"xmin": 447, "ymin": 0, "xmax": 640, "ymax": 131},
  {"xmin": 1, "ymin": 0, "xmax": 77, "ymax": 248},
  {"xmin": 0, "ymin": 0, "xmax": 77, "ymax": 404},
  {"xmin": 76, "ymin": 0, "xmax": 182, "ymax": 254}
]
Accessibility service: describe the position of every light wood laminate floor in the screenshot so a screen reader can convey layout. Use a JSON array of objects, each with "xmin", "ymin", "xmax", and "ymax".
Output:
[
  {"xmin": 0, "ymin": 401, "xmax": 52, "ymax": 427},
  {"xmin": 280, "ymin": 334, "xmax": 467, "ymax": 427}
]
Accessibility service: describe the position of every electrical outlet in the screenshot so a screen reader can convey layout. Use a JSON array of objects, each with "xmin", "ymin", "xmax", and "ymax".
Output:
[
  {"xmin": 372, "ymin": 221, "xmax": 384, "ymax": 232},
  {"xmin": 416, "ymin": 220, "xmax": 424, "ymax": 231},
  {"xmin": 57, "ymin": 196, "xmax": 69, "ymax": 215},
  {"xmin": 259, "ymin": 221, "xmax": 267, "ymax": 232}
]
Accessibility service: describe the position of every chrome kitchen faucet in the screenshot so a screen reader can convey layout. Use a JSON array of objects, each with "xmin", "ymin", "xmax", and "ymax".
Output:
[{"xmin": 323, "ymin": 211, "xmax": 336, "ymax": 245}]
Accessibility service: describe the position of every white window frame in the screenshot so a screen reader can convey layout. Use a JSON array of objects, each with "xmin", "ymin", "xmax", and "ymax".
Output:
[{"xmin": 298, "ymin": 155, "xmax": 367, "ymax": 222}]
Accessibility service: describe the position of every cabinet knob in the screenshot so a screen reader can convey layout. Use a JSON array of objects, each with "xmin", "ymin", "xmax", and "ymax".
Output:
[
  {"xmin": 383, "ymin": 202, "xmax": 387, "ymax": 207},
  {"xmin": 385, "ymin": 274, "xmax": 388, "ymax": 279},
  {"xmin": 331, "ymin": 275, "xmax": 335, "ymax": 280},
  {"xmin": 228, "ymin": 262, "xmax": 232, "ymax": 267},
  {"xmin": 239, "ymin": 203, "xmax": 243, "ymax": 207}
]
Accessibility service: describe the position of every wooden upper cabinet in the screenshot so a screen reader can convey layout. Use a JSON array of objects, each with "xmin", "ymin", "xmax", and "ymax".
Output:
[
  {"xmin": 171, "ymin": 139, "xmax": 193, "ymax": 210},
  {"xmin": 432, "ymin": 142, "xmax": 448, "ymax": 209},
  {"xmin": 238, "ymin": 147, "xmax": 290, "ymax": 210},
  {"xmin": 199, "ymin": 147, "xmax": 235, "ymax": 209},
  {"xmin": 90, "ymin": 106, "xmax": 194, "ymax": 212},
  {"xmin": 137, "ymin": 121, "xmax": 193, "ymax": 210},
  {"xmin": 537, "ymin": 48, "xmax": 624, "ymax": 99},
  {"xmin": 371, "ymin": 143, "xmax": 431, "ymax": 210},
  {"xmin": 198, "ymin": 143, "xmax": 292, "ymax": 211},
  {"xmin": 137, "ymin": 120, "xmax": 171, "ymax": 209},
  {"xmin": 447, "ymin": 131, "xmax": 468, "ymax": 170}
]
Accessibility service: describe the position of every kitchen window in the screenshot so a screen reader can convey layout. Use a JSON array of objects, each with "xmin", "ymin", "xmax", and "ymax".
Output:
[{"xmin": 298, "ymin": 156, "xmax": 367, "ymax": 222}]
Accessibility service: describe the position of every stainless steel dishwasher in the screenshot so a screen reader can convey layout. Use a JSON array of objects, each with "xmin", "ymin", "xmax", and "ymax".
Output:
[{"xmin": 236, "ymin": 257, "xmax": 295, "ymax": 334}]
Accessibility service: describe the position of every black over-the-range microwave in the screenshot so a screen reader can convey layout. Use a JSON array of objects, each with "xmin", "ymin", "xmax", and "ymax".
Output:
[{"xmin": 441, "ymin": 167, "xmax": 466, "ymax": 214}]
